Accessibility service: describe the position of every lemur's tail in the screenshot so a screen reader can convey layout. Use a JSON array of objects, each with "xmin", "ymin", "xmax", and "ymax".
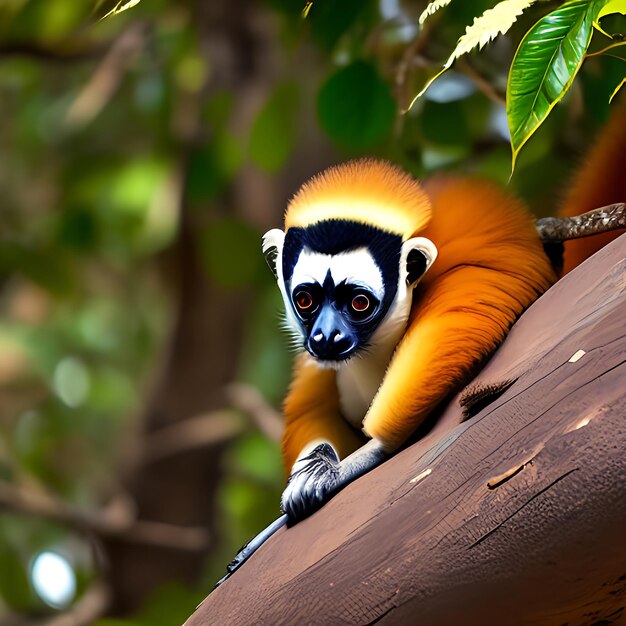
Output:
[{"xmin": 556, "ymin": 96, "xmax": 626, "ymax": 274}]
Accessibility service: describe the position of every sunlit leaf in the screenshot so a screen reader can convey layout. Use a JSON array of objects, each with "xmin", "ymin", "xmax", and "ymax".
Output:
[
  {"xmin": 318, "ymin": 60, "xmax": 396, "ymax": 150},
  {"xmin": 410, "ymin": 0, "xmax": 538, "ymax": 109},
  {"xmin": 593, "ymin": 0, "xmax": 626, "ymax": 36},
  {"xmin": 101, "ymin": 0, "xmax": 142, "ymax": 20},
  {"xmin": 303, "ymin": 1, "xmax": 313, "ymax": 18},
  {"xmin": 609, "ymin": 76, "xmax": 626, "ymax": 101},
  {"xmin": 507, "ymin": 0, "xmax": 601, "ymax": 171},
  {"xmin": 419, "ymin": 0, "xmax": 454, "ymax": 25}
]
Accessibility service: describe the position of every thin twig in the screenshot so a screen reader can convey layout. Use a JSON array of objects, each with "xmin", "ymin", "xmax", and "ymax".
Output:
[
  {"xmin": 585, "ymin": 41, "xmax": 626, "ymax": 59},
  {"xmin": 66, "ymin": 23, "xmax": 147, "ymax": 127},
  {"xmin": 141, "ymin": 383, "xmax": 282, "ymax": 463},
  {"xmin": 226, "ymin": 383, "xmax": 283, "ymax": 442},
  {"xmin": 141, "ymin": 409, "xmax": 244, "ymax": 464},
  {"xmin": 395, "ymin": 21, "xmax": 434, "ymax": 111},
  {"xmin": 41, "ymin": 582, "xmax": 110, "ymax": 626},
  {"xmin": 457, "ymin": 57, "xmax": 506, "ymax": 107},
  {"xmin": 0, "ymin": 483, "xmax": 133, "ymax": 533}
]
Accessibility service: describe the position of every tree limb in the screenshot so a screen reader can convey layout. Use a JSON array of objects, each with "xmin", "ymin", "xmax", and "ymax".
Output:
[{"xmin": 0, "ymin": 482, "xmax": 210, "ymax": 552}]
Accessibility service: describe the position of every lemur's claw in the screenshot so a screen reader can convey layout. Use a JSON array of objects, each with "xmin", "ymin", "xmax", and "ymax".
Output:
[{"xmin": 281, "ymin": 443, "xmax": 340, "ymax": 523}]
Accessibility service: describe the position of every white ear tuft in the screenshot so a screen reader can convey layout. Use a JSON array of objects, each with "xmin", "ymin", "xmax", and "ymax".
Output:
[
  {"xmin": 262, "ymin": 229, "xmax": 285, "ymax": 279},
  {"xmin": 401, "ymin": 236, "xmax": 437, "ymax": 286}
]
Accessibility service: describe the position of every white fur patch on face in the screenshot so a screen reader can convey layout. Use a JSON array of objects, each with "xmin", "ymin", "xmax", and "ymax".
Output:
[{"xmin": 291, "ymin": 247, "xmax": 384, "ymax": 297}]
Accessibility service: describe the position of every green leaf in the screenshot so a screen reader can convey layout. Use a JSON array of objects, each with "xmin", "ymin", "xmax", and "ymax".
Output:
[
  {"xmin": 249, "ymin": 82, "xmax": 299, "ymax": 173},
  {"xmin": 317, "ymin": 60, "xmax": 396, "ymax": 150},
  {"xmin": 101, "ymin": 0, "xmax": 143, "ymax": 20},
  {"xmin": 609, "ymin": 76, "xmax": 626, "ymax": 101},
  {"xmin": 187, "ymin": 133, "xmax": 242, "ymax": 203},
  {"xmin": 507, "ymin": 0, "xmax": 601, "ymax": 171},
  {"xmin": 593, "ymin": 0, "xmax": 626, "ymax": 36},
  {"xmin": 307, "ymin": 0, "xmax": 370, "ymax": 51},
  {"xmin": 419, "ymin": 0, "xmax": 454, "ymax": 25},
  {"xmin": 410, "ymin": 0, "xmax": 538, "ymax": 109}
]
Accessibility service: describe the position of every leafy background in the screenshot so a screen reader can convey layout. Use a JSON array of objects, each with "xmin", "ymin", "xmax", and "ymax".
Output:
[{"xmin": 0, "ymin": 0, "xmax": 623, "ymax": 623}]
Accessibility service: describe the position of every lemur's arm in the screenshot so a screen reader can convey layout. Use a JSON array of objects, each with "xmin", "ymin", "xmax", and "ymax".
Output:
[
  {"xmin": 363, "ymin": 263, "xmax": 538, "ymax": 448},
  {"xmin": 282, "ymin": 354, "xmax": 363, "ymax": 472},
  {"xmin": 363, "ymin": 178, "xmax": 557, "ymax": 448}
]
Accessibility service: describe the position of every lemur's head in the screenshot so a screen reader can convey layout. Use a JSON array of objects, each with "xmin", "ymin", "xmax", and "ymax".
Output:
[{"xmin": 263, "ymin": 160, "xmax": 437, "ymax": 365}]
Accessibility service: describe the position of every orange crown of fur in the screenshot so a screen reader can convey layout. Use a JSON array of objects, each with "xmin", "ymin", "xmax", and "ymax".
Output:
[{"xmin": 285, "ymin": 159, "xmax": 432, "ymax": 240}]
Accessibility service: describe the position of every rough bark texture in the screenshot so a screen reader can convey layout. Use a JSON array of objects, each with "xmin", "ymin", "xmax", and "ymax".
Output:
[{"xmin": 188, "ymin": 235, "xmax": 626, "ymax": 626}]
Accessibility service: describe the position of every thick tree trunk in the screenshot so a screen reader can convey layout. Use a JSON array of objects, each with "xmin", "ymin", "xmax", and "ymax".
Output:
[{"xmin": 188, "ymin": 234, "xmax": 626, "ymax": 626}]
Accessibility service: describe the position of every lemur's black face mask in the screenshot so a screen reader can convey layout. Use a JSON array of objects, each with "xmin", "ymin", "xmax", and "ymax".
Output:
[{"xmin": 282, "ymin": 220, "xmax": 403, "ymax": 362}]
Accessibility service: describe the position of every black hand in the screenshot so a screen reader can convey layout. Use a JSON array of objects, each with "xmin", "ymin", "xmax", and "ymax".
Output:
[{"xmin": 281, "ymin": 443, "xmax": 341, "ymax": 523}]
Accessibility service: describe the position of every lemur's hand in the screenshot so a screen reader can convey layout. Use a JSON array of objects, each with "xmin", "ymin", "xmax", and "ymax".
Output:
[{"xmin": 281, "ymin": 443, "xmax": 340, "ymax": 523}]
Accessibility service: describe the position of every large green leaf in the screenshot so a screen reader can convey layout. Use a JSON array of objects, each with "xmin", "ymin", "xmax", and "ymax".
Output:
[
  {"xmin": 307, "ymin": 0, "xmax": 371, "ymax": 51},
  {"xmin": 317, "ymin": 60, "xmax": 396, "ymax": 150},
  {"xmin": 249, "ymin": 82, "xmax": 299, "ymax": 173},
  {"xmin": 507, "ymin": 0, "xmax": 602, "ymax": 170}
]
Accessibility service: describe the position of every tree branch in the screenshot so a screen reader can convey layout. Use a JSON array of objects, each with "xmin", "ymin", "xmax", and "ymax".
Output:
[
  {"xmin": 457, "ymin": 57, "xmax": 506, "ymax": 107},
  {"xmin": 536, "ymin": 203, "xmax": 626, "ymax": 241},
  {"xmin": 40, "ymin": 582, "xmax": 110, "ymax": 626},
  {"xmin": 0, "ymin": 482, "xmax": 210, "ymax": 552},
  {"xmin": 0, "ymin": 42, "xmax": 103, "ymax": 62},
  {"xmin": 141, "ymin": 409, "xmax": 244, "ymax": 464},
  {"xmin": 66, "ymin": 23, "xmax": 148, "ymax": 127}
]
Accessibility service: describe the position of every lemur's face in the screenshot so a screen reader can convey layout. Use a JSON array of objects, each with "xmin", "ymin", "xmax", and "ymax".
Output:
[
  {"xmin": 263, "ymin": 219, "xmax": 437, "ymax": 365},
  {"xmin": 288, "ymin": 246, "xmax": 390, "ymax": 361}
]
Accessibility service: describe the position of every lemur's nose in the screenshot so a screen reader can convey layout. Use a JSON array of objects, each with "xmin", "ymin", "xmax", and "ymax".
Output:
[
  {"xmin": 308, "ymin": 304, "xmax": 356, "ymax": 360},
  {"xmin": 308, "ymin": 328, "xmax": 354, "ymax": 360}
]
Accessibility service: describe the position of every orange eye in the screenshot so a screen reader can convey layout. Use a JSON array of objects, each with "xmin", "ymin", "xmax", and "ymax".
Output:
[
  {"xmin": 295, "ymin": 291, "xmax": 314, "ymax": 311},
  {"xmin": 351, "ymin": 294, "xmax": 370, "ymax": 312}
]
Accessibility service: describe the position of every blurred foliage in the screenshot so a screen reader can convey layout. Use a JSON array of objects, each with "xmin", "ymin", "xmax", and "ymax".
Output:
[{"xmin": 0, "ymin": 0, "xmax": 622, "ymax": 622}]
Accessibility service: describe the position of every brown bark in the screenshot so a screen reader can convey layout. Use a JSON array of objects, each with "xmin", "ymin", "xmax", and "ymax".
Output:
[{"xmin": 188, "ymin": 235, "xmax": 626, "ymax": 626}]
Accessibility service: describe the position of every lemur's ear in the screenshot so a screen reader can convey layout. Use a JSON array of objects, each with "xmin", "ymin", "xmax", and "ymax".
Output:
[
  {"xmin": 401, "ymin": 237, "xmax": 438, "ymax": 286},
  {"xmin": 262, "ymin": 229, "xmax": 285, "ymax": 279}
]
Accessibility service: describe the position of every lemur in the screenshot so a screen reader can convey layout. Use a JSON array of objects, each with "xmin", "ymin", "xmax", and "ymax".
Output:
[{"xmin": 215, "ymin": 102, "xmax": 625, "ymax": 587}]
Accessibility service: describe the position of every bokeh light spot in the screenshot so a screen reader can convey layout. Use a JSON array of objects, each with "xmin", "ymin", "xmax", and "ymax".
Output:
[
  {"xmin": 53, "ymin": 357, "xmax": 90, "ymax": 408},
  {"xmin": 31, "ymin": 552, "xmax": 76, "ymax": 609}
]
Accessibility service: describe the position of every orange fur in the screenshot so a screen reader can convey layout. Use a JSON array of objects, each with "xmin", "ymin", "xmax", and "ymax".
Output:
[
  {"xmin": 559, "ymin": 98, "xmax": 626, "ymax": 273},
  {"xmin": 363, "ymin": 178, "xmax": 556, "ymax": 448},
  {"xmin": 286, "ymin": 159, "xmax": 432, "ymax": 238}
]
